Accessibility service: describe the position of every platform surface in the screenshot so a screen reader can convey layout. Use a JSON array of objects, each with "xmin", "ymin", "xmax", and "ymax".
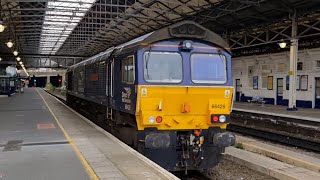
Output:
[
  {"xmin": 0, "ymin": 88, "xmax": 90, "ymax": 180},
  {"xmin": 0, "ymin": 88, "xmax": 178, "ymax": 180},
  {"xmin": 233, "ymin": 102, "xmax": 320, "ymax": 122}
]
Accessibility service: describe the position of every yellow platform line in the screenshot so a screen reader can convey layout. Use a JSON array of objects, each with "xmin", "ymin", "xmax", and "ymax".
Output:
[{"xmin": 36, "ymin": 88, "xmax": 99, "ymax": 180}]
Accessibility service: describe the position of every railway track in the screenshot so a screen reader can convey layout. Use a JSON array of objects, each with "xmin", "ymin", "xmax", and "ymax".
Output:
[
  {"xmin": 45, "ymin": 90, "xmax": 66, "ymax": 103},
  {"xmin": 228, "ymin": 124, "xmax": 320, "ymax": 152},
  {"xmin": 173, "ymin": 170, "xmax": 212, "ymax": 180},
  {"xmin": 228, "ymin": 111, "xmax": 320, "ymax": 152}
]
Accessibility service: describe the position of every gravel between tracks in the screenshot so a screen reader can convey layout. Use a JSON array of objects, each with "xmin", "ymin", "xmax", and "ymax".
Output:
[{"xmin": 206, "ymin": 158, "xmax": 276, "ymax": 180}]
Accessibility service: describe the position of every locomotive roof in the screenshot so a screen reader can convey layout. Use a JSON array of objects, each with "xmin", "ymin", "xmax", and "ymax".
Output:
[
  {"xmin": 68, "ymin": 21, "xmax": 230, "ymax": 71},
  {"xmin": 68, "ymin": 33, "xmax": 153, "ymax": 70}
]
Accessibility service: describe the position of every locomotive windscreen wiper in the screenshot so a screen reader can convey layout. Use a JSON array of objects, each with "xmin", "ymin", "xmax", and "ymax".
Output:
[
  {"xmin": 145, "ymin": 52, "xmax": 151, "ymax": 79},
  {"xmin": 218, "ymin": 53, "xmax": 227, "ymax": 71}
]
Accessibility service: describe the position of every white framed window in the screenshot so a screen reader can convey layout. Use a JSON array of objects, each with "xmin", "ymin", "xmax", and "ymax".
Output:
[
  {"xmin": 144, "ymin": 51, "xmax": 183, "ymax": 83},
  {"xmin": 297, "ymin": 62, "xmax": 303, "ymax": 71},
  {"xmin": 248, "ymin": 65, "xmax": 253, "ymax": 76},
  {"xmin": 315, "ymin": 60, "xmax": 320, "ymax": 70},
  {"xmin": 261, "ymin": 64, "xmax": 269, "ymax": 76},
  {"xmin": 277, "ymin": 63, "xmax": 286, "ymax": 72},
  {"xmin": 122, "ymin": 55, "xmax": 135, "ymax": 83},
  {"xmin": 191, "ymin": 53, "xmax": 227, "ymax": 84},
  {"xmin": 262, "ymin": 76, "xmax": 268, "ymax": 89}
]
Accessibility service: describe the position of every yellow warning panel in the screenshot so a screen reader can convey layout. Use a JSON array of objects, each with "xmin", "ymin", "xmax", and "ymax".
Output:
[{"xmin": 37, "ymin": 123, "xmax": 56, "ymax": 129}]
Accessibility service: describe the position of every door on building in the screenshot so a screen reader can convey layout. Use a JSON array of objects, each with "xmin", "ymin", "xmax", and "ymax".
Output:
[
  {"xmin": 315, "ymin": 77, "xmax": 320, "ymax": 108},
  {"xmin": 276, "ymin": 78, "xmax": 284, "ymax": 105},
  {"xmin": 235, "ymin": 79, "xmax": 241, "ymax": 101}
]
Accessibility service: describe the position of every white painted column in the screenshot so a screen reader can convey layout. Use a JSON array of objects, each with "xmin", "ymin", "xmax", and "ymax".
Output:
[
  {"xmin": 288, "ymin": 12, "xmax": 298, "ymax": 110},
  {"xmin": 62, "ymin": 74, "xmax": 66, "ymax": 87},
  {"xmin": 47, "ymin": 76, "xmax": 50, "ymax": 85}
]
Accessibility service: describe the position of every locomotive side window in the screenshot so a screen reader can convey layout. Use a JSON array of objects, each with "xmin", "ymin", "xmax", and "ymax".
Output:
[
  {"xmin": 191, "ymin": 54, "xmax": 227, "ymax": 84},
  {"xmin": 143, "ymin": 52, "xmax": 182, "ymax": 83},
  {"xmin": 121, "ymin": 56, "xmax": 135, "ymax": 83}
]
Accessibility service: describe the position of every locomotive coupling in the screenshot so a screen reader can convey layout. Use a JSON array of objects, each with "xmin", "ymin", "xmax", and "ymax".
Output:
[{"xmin": 212, "ymin": 132, "xmax": 235, "ymax": 147}]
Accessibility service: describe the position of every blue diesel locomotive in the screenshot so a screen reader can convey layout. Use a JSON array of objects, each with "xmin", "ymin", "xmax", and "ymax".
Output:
[{"xmin": 66, "ymin": 21, "xmax": 235, "ymax": 172}]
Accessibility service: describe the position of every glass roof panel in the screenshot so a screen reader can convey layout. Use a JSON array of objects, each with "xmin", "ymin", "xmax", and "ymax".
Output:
[
  {"xmin": 39, "ymin": 0, "xmax": 96, "ymax": 55},
  {"xmin": 46, "ymin": 11, "xmax": 73, "ymax": 16}
]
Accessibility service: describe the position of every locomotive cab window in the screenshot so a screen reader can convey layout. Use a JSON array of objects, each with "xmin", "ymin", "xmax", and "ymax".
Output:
[
  {"xmin": 191, "ymin": 54, "xmax": 227, "ymax": 84},
  {"xmin": 144, "ymin": 51, "xmax": 182, "ymax": 83},
  {"xmin": 122, "ymin": 56, "xmax": 135, "ymax": 83}
]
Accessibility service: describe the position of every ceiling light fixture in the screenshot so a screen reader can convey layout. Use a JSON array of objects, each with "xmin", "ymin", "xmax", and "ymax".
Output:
[
  {"xmin": 16, "ymin": 57, "xmax": 21, "ymax": 61},
  {"xmin": 13, "ymin": 50, "xmax": 18, "ymax": 56},
  {"xmin": 0, "ymin": 21, "xmax": 5, "ymax": 32},
  {"xmin": 6, "ymin": 40, "xmax": 13, "ymax": 48},
  {"xmin": 278, "ymin": 42, "xmax": 287, "ymax": 48}
]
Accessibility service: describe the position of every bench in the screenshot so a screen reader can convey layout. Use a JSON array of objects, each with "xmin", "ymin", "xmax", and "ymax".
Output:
[{"xmin": 248, "ymin": 96, "xmax": 267, "ymax": 106}]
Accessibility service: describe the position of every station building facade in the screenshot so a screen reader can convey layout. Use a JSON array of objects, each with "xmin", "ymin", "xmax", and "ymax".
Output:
[{"xmin": 232, "ymin": 48, "xmax": 320, "ymax": 108}]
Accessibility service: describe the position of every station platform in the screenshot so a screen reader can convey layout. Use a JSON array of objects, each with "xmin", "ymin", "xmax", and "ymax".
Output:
[
  {"xmin": 233, "ymin": 102, "xmax": 320, "ymax": 123},
  {"xmin": 0, "ymin": 88, "xmax": 178, "ymax": 180}
]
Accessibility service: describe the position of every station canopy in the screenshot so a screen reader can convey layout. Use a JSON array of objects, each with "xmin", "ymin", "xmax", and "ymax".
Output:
[{"xmin": 0, "ymin": 0, "xmax": 320, "ymax": 62}]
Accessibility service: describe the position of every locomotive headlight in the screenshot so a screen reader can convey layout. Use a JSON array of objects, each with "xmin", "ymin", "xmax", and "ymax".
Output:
[
  {"xmin": 148, "ymin": 116, "xmax": 155, "ymax": 123},
  {"xmin": 182, "ymin": 40, "xmax": 193, "ymax": 50},
  {"xmin": 219, "ymin": 115, "xmax": 226, "ymax": 123},
  {"xmin": 185, "ymin": 41, "xmax": 192, "ymax": 48}
]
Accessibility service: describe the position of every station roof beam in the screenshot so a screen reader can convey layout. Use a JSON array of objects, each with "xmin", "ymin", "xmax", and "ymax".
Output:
[{"xmin": 0, "ymin": 0, "xmax": 319, "ymax": 65}]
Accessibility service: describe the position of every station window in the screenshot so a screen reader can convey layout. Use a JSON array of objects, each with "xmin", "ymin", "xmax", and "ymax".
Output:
[
  {"xmin": 261, "ymin": 64, "xmax": 269, "ymax": 76},
  {"xmin": 316, "ymin": 60, "xmax": 320, "ymax": 68},
  {"xmin": 262, "ymin": 76, "xmax": 268, "ymax": 89},
  {"xmin": 122, "ymin": 56, "xmax": 135, "ymax": 83},
  {"xmin": 277, "ymin": 63, "xmax": 286, "ymax": 73},
  {"xmin": 248, "ymin": 66, "xmax": 253, "ymax": 76},
  {"xmin": 297, "ymin": 62, "xmax": 303, "ymax": 71},
  {"xmin": 248, "ymin": 77, "xmax": 253, "ymax": 88}
]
